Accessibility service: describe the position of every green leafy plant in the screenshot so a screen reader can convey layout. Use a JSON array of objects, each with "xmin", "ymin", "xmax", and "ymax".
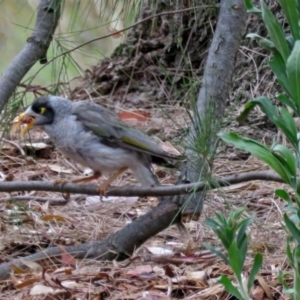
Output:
[
  {"xmin": 205, "ymin": 209, "xmax": 263, "ymax": 300},
  {"xmin": 218, "ymin": 0, "xmax": 300, "ymax": 298}
]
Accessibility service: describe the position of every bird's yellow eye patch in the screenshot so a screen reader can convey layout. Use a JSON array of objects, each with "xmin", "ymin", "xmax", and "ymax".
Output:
[{"xmin": 40, "ymin": 107, "xmax": 47, "ymax": 114}]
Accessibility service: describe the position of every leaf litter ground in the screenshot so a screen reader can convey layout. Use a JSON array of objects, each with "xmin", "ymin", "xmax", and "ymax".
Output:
[{"xmin": 0, "ymin": 103, "xmax": 291, "ymax": 299}]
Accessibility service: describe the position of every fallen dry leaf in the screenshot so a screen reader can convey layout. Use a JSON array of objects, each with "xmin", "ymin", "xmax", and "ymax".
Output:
[
  {"xmin": 29, "ymin": 284, "xmax": 63, "ymax": 295},
  {"xmin": 160, "ymin": 141, "xmax": 182, "ymax": 156},
  {"xmin": 40, "ymin": 163, "xmax": 74, "ymax": 174},
  {"xmin": 21, "ymin": 142, "xmax": 49, "ymax": 150},
  {"xmin": 256, "ymin": 275, "xmax": 274, "ymax": 300},
  {"xmin": 41, "ymin": 214, "xmax": 66, "ymax": 222},
  {"xmin": 57, "ymin": 245, "xmax": 77, "ymax": 267},
  {"xmin": 126, "ymin": 265, "xmax": 153, "ymax": 276},
  {"xmin": 118, "ymin": 110, "xmax": 151, "ymax": 121},
  {"xmin": 15, "ymin": 277, "xmax": 40, "ymax": 289},
  {"xmin": 251, "ymin": 285, "xmax": 265, "ymax": 300},
  {"xmin": 146, "ymin": 246, "xmax": 174, "ymax": 255},
  {"xmin": 19, "ymin": 259, "xmax": 43, "ymax": 274}
]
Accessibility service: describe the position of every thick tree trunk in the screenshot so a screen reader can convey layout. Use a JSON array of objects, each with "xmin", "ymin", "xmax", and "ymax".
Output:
[{"xmin": 180, "ymin": 0, "xmax": 247, "ymax": 220}]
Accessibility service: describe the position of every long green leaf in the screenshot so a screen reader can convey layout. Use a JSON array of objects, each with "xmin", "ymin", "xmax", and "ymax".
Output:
[
  {"xmin": 272, "ymin": 115, "xmax": 298, "ymax": 150},
  {"xmin": 247, "ymin": 253, "xmax": 263, "ymax": 292},
  {"xmin": 236, "ymin": 97, "xmax": 278, "ymax": 124},
  {"xmin": 269, "ymin": 52, "xmax": 291, "ymax": 96},
  {"xmin": 230, "ymin": 208, "xmax": 245, "ymax": 221},
  {"xmin": 279, "ymin": 108, "xmax": 297, "ymax": 144},
  {"xmin": 278, "ymin": 0, "xmax": 300, "ymax": 40},
  {"xmin": 286, "ymin": 240, "xmax": 295, "ymax": 267},
  {"xmin": 247, "ymin": 33, "xmax": 275, "ymax": 50},
  {"xmin": 219, "ymin": 275, "xmax": 244, "ymax": 299},
  {"xmin": 238, "ymin": 235, "xmax": 248, "ymax": 269},
  {"xmin": 215, "ymin": 211, "xmax": 227, "ymax": 225},
  {"xmin": 205, "ymin": 218, "xmax": 221, "ymax": 230},
  {"xmin": 287, "ymin": 40, "xmax": 300, "ymax": 115},
  {"xmin": 228, "ymin": 241, "xmax": 243, "ymax": 282},
  {"xmin": 219, "ymin": 132, "xmax": 291, "ymax": 183},
  {"xmin": 276, "ymin": 94, "xmax": 296, "ymax": 111},
  {"xmin": 237, "ymin": 217, "xmax": 253, "ymax": 247},
  {"xmin": 272, "ymin": 144, "xmax": 297, "ymax": 178},
  {"xmin": 244, "ymin": 0, "xmax": 262, "ymax": 16},
  {"xmin": 261, "ymin": 0, "xmax": 290, "ymax": 62},
  {"xmin": 204, "ymin": 243, "xmax": 229, "ymax": 264},
  {"xmin": 284, "ymin": 214, "xmax": 300, "ymax": 244},
  {"xmin": 275, "ymin": 189, "xmax": 291, "ymax": 202}
]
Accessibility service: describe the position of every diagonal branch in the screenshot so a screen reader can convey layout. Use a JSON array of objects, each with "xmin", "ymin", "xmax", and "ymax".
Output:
[{"xmin": 0, "ymin": 199, "xmax": 181, "ymax": 280}]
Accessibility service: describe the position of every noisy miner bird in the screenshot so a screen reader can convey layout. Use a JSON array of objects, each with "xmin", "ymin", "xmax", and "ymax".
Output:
[{"xmin": 12, "ymin": 96, "xmax": 183, "ymax": 193}]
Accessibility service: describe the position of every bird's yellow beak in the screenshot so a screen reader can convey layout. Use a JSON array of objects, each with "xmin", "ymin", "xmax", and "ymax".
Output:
[{"xmin": 12, "ymin": 112, "xmax": 35, "ymax": 135}]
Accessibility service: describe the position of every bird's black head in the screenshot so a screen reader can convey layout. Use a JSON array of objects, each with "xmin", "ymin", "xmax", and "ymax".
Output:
[
  {"xmin": 12, "ymin": 96, "xmax": 73, "ymax": 134},
  {"xmin": 30, "ymin": 96, "xmax": 55, "ymax": 125}
]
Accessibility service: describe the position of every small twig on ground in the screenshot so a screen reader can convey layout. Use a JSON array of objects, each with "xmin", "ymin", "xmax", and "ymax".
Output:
[
  {"xmin": 0, "ymin": 195, "xmax": 84, "ymax": 205},
  {"xmin": 0, "ymin": 138, "xmax": 25, "ymax": 156}
]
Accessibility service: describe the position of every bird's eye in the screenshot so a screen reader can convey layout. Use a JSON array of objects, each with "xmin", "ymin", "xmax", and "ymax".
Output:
[{"xmin": 39, "ymin": 107, "xmax": 47, "ymax": 114}]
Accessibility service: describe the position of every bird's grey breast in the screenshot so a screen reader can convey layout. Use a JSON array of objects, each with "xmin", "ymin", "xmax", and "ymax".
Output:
[{"xmin": 42, "ymin": 115, "xmax": 92, "ymax": 161}]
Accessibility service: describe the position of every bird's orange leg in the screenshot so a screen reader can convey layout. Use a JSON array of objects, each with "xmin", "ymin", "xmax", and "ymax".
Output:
[
  {"xmin": 54, "ymin": 172, "xmax": 101, "ymax": 200},
  {"xmin": 98, "ymin": 167, "xmax": 128, "ymax": 196},
  {"xmin": 72, "ymin": 172, "xmax": 101, "ymax": 184}
]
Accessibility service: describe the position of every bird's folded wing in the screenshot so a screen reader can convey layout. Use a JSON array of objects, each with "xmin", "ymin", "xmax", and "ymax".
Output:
[{"xmin": 72, "ymin": 102, "xmax": 182, "ymax": 161}]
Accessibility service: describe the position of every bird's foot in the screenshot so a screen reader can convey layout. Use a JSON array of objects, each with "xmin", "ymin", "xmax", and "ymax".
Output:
[
  {"xmin": 53, "ymin": 172, "xmax": 102, "ymax": 201},
  {"xmin": 96, "ymin": 167, "xmax": 128, "ymax": 200},
  {"xmin": 52, "ymin": 179, "xmax": 70, "ymax": 200},
  {"xmin": 53, "ymin": 178, "xmax": 69, "ymax": 185},
  {"xmin": 97, "ymin": 181, "xmax": 111, "ymax": 201}
]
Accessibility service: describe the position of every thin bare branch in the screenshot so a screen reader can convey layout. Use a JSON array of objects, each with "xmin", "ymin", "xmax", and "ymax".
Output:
[
  {"xmin": 0, "ymin": 138, "xmax": 26, "ymax": 156},
  {"xmin": 0, "ymin": 195, "xmax": 83, "ymax": 205},
  {"xmin": 0, "ymin": 171, "xmax": 283, "ymax": 197}
]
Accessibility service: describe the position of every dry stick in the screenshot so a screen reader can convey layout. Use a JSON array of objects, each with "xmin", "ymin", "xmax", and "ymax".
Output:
[
  {"xmin": 0, "ymin": 138, "xmax": 26, "ymax": 156},
  {"xmin": 0, "ymin": 195, "xmax": 83, "ymax": 205},
  {"xmin": 0, "ymin": 171, "xmax": 284, "ymax": 197}
]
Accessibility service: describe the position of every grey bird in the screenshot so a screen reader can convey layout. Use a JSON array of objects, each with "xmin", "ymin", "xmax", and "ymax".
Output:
[{"xmin": 12, "ymin": 96, "xmax": 182, "ymax": 193}]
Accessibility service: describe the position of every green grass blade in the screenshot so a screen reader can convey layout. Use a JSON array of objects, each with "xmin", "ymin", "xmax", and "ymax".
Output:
[
  {"xmin": 287, "ymin": 40, "xmax": 300, "ymax": 116},
  {"xmin": 228, "ymin": 241, "xmax": 243, "ymax": 282},
  {"xmin": 284, "ymin": 214, "xmax": 300, "ymax": 245},
  {"xmin": 269, "ymin": 51, "xmax": 291, "ymax": 96},
  {"xmin": 247, "ymin": 253, "xmax": 263, "ymax": 292},
  {"xmin": 261, "ymin": 0, "xmax": 290, "ymax": 62},
  {"xmin": 219, "ymin": 275, "xmax": 244, "ymax": 299},
  {"xmin": 219, "ymin": 132, "xmax": 291, "ymax": 184},
  {"xmin": 278, "ymin": 0, "xmax": 300, "ymax": 40}
]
